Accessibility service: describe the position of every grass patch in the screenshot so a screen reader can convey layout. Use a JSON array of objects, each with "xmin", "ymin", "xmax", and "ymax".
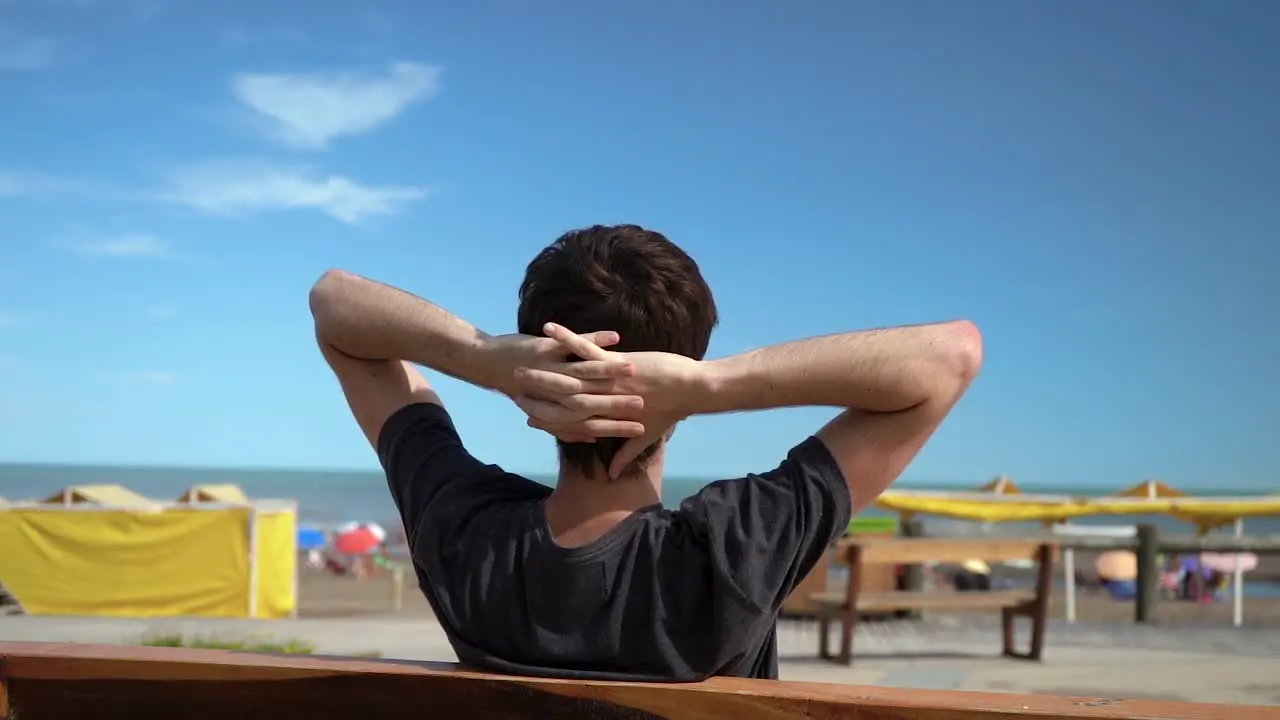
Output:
[{"xmin": 142, "ymin": 633, "xmax": 318, "ymax": 655}]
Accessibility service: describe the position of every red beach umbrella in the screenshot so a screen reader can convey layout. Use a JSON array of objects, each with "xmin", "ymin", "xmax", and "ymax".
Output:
[{"xmin": 334, "ymin": 525, "xmax": 381, "ymax": 555}]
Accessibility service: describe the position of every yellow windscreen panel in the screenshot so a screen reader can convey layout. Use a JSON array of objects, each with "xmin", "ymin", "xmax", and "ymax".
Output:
[
  {"xmin": 253, "ymin": 507, "xmax": 298, "ymax": 619},
  {"xmin": 0, "ymin": 507, "xmax": 251, "ymax": 618}
]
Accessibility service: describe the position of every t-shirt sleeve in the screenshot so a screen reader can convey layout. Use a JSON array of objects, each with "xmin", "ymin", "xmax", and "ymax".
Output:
[
  {"xmin": 681, "ymin": 435, "xmax": 852, "ymax": 613},
  {"xmin": 376, "ymin": 402, "xmax": 490, "ymax": 547}
]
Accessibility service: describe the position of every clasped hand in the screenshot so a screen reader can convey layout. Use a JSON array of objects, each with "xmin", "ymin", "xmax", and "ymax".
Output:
[{"xmin": 495, "ymin": 323, "xmax": 701, "ymax": 479}]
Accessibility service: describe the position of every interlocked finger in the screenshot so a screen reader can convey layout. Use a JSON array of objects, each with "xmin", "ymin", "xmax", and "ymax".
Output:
[
  {"xmin": 514, "ymin": 395, "xmax": 583, "ymax": 425},
  {"xmin": 552, "ymin": 431, "xmax": 596, "ymax": 444},
  {"xmin": 558, "ymin": 392, "xmax": 644, "ymax": 418},
  {"xmin": 544, "ymin": 323, "xmax": 612, "ymax": 361},
  {"xmin": 558, "ymin": 359, "xmax": 635, "ymax": 380},
  {"xmin": 526, "ymin": 418, "xmax": 596, "ymax": 444},
  {"xmin": 527, "ymin": 415, "xmax": 646, "ymax": 439},
  {"xmin": 514, "ymin": 367, "xmax": 586, "ymax": 395},
  {"xmin": 579, "ymin": 330, "xmax": 621, "ymax": 349},
  {"xmin": 514, "ymin": 367, "xmax": 618, "ymax": 396}
]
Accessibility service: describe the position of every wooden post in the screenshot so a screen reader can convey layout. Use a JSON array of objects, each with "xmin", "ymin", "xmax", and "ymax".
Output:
[
  {"xmin": 898, "ymin": 518, "xmax": 924, "ymax": 620},
  {"xmin": 0, "ymin": 656, "xmax": 10, "ymax": 720},
  {"xmin": 390, "ymin": 565, "xmax": 405, "ymax": 614},
  {"xmin": 1135, "ymin": 524, "xmax": 1159, "ymax": 624}
]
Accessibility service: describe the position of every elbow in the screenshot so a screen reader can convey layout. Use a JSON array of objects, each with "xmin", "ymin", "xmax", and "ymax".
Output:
[
  {"xmin": 939, "ymin": 320, "xmax": 983, "ymax": 390},
  {"xmin": 936, "ymin": 319, "xmax": 983, "ymax": 394},
  {"xmin": 309, "ymin": 269, "xmax": 351, "ymax": 323}
]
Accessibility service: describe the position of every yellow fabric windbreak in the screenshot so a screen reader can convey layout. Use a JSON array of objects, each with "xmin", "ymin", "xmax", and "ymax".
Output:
[
  {"xmin": 0, "ymin": 507, "xmax": 251, "ymax": 618},
  {"xmin": 874, "ymin": 494, "xmax": 1280, "ymax": 529},
  {"xmin": 178, "ymin": 484, "xmax": 249, "ymax": 504},
  {"xmin": 253, "ymin": 507, "xmax": 297, "ymax": 619}
]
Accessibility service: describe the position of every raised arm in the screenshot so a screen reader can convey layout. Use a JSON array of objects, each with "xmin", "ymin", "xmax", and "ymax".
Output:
[
  {"xmin": 310, "ymin": 270, "xmax": 644, "ymax": 448},
  {"xmin": 309, "ymin": 270, "xmax": 501, "ymax": 447},
  {"xmin": 692, "ymin": 321, "xmax": 983, "ymax": 509},
  {"xmin": 516, "ymin": 321, "xmax": 981, "ymax": 507}
]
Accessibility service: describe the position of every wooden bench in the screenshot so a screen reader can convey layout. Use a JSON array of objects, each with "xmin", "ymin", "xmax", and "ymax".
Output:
[
  {"xmin": 0, "ymin": 641, "xmax": 1269, "ymax": 719},
  {"xmin": 811, "ymin": 538, "xmax": 1055, "ymax": 665}
]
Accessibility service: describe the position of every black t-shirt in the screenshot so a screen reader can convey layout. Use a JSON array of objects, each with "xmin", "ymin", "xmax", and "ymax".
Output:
[{"xmin": 378, "ymin": 402, "xmax": 851, "ymax": 682}]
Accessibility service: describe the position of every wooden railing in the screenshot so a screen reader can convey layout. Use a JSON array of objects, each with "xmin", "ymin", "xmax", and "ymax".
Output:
[
  {"xmin": 1045, "ymin": 532, "xmax": 1280, "ymax": 554},
  {"xmin": 2, "ymin": 642, "xmax": 1274, "ymax": 719}
]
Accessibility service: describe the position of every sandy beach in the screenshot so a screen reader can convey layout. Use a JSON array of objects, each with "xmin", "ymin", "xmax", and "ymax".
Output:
[{"xmin": 296, "ymin": 563, "xmax": 1280, "ymax": 627}]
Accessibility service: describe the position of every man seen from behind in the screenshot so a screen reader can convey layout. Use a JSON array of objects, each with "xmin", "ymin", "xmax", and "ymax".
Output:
[{"xmin": 310, "ymin": 224, "xmax": 982, "ymax": 681}]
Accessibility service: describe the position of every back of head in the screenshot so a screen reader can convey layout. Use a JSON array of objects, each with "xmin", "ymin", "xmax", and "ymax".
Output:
[{"xmin": 518, "ymin": 224, "xmax": 718, "ymax": 479}]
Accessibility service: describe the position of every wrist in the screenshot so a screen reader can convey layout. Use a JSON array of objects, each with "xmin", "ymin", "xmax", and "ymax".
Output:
[
  {"xmin": 690, "ymin": 353, "xmax": 758, "ymax": 416},
  {"xmin": 684, "ymin": 356, "xmax": 736, "ymax": 417},
  {"xmin": 473, "ymin": 335, "xmax": 515, "ymax": 396}
]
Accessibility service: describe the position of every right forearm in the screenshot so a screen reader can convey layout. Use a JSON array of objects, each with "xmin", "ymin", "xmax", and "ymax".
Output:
[
  {"xmin": 693, "ymin": 321, "xmax": 982, "ymax": 415},
  {"xmin": 309, "ymin": 270, "xmax": 504, "ymax": 391}
]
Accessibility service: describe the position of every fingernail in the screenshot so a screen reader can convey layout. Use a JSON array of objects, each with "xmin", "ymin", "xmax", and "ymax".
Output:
[{"xmin": 544, "ymin": 322, "xmax": 557, "ymax": 334}]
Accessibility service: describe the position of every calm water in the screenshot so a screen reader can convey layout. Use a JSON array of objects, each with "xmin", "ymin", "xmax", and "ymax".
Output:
[{"xmin": 2, "ymin": 462, "xmax": 1276, "ymax": 539}]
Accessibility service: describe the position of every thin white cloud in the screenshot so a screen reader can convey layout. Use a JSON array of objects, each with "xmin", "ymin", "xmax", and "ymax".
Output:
[
  {"xmin": 3, "ymin": 164, "xmax": 428, "ymax": 224},
  {"xmin": 57, "ymin": 233, "xmax": 194, "ymax": 262},
  {"xmin": 0, "ymin": 169, "xmax": 102, "ymax": 198},
  {"xmin": 160, "ymin": 160, "xmax": 429, "ymax": 225},
  {"xmin": 0, "ymin": 35, "xmax": 56, "ymax": 70},
  {"xmin": 218, "ymin": 25, "xmax": 308, "ymax": 50},
  {"xmin": 0, "ymin": 312, "xmax": 26, "ymax": 329},
  {"xmin": 119, "ymin": 371, "xmax": 177, "ymax": 387},
  {"xmin": 26, "ymin": 0, "xmax": 167, "ymax": 21},
  {"xmin": 0, "ymin": 22, "xmax": 58, "ymax": 71},
  {"xmin": 232, "ymin": 61, "xmax": 441, "ymax": 150},
  {"xmin": 148, "ymin": 303, "xmax": 177, "ymax": 319}
]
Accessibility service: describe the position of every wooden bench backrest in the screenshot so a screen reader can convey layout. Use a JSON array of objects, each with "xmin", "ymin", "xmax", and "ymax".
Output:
[
  {"xmin": 841, "ymin": 537, "xmax": 1054, "ymax": 565},
  {"xmin": 0, "ymin": 642, "xmax": 1267, "ymax": 719}
]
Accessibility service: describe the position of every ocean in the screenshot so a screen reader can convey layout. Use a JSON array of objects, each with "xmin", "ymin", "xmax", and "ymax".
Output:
[{"xmin": 1, "ymin": 462, "xmax": 1277, "ymax": 539}]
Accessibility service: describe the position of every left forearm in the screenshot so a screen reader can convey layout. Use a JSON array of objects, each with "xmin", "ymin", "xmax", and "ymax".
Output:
[{"xmin": 309, "ymin": 270, "xmax": 500, "ymax": 390}]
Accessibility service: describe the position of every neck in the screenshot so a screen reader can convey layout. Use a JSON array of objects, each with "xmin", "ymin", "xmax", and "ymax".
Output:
[{"xmin": 542, "ymin": 449, "xmax": 665, "ymax": 548}]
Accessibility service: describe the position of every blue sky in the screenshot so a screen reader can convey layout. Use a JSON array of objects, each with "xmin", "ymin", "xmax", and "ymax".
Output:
[{"xmin": 1, "ymin": 1, "xmax": 1277, "ymax": 491}]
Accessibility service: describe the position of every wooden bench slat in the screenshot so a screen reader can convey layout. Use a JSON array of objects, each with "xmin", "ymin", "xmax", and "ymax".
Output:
[
  {"xmin": 0, "ymin": 641, "xmax": 1269, "ymax": 720},
  {"xmin": 811, "ymin": 589, "xmax": 1036, "ymax": 612}
]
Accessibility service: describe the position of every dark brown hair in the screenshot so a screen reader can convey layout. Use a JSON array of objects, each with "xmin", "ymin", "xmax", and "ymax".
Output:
[{"xmin": 517, "ymin": 224, "xmax": 718, "ymax": 478}]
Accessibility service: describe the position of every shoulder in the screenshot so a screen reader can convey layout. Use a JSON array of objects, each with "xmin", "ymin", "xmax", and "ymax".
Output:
[
  {"xmin": 377, "ymin": 401, "xmax": 459, "ymax": 456},
  {"xmin": 379, "ymin": 403, "xmax": 547, "ymax": 541},
  {"xmin": 672, "ymin": 436, "xmax": 853, "ymax": 611},
  {"xmin": 683, "ymin": 436, "xmax": 851, "ymax": 524}
]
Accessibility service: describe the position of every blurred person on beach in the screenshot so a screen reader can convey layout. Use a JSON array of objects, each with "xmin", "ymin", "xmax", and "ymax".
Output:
[{"xmin": 309, "ymin": 224, "xmax": 982, "ymax": 681}]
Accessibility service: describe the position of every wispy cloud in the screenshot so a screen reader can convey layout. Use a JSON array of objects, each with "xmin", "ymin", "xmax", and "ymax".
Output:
[
  {"xmin": 232, "ymin": 61, "xmax": 441, "ymax": 150},
  {"xmin": 0, "ymin": 169, "xmax": 103, "ymax": 198},
  {"xmin": 0, "ymin": 34, "xmax": 56, "ymax": 71},
  {"xmin": 56, "ymin": 233, "xmax": 195, "ymax": 262},
  {"xmin": 0, "ymin": 312, "xmax": 27, "ymax": 329},
  {"xmin": 217, "ymin": 25, "xmax": 308, "ymax": 50},
  {"xmin": 147, "ymin": 303, "xmax": 177, "ymax": 319},
  {"xmin": 159, "ymin": 160, "xmax": 429, "ymax": 225},
  {"xmin": 26, "ymin": 0, "xmax": 168, "ymax": 22},
  {"xmin": 119, "ymin": 371, "xmax": 177, "ymax": 387},
  {"xmin": 2, "ymin": 164, "xmax": 428, "ymax": 225}
]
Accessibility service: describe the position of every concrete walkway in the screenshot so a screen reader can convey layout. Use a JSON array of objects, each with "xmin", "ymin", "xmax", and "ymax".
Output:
[{"xmin": 2, "ymin": 615, "xmax": 1277, "ymax": 706}]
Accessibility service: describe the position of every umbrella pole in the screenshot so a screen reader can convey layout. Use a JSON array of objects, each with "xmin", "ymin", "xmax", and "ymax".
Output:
[
  {"xmin": 1232, "ymin": 518, "xmax": 1244, "ymax": 628},
  {"xmin": 1063, "ymin": 546, "xmax": 1076, "ymax": 624}
]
